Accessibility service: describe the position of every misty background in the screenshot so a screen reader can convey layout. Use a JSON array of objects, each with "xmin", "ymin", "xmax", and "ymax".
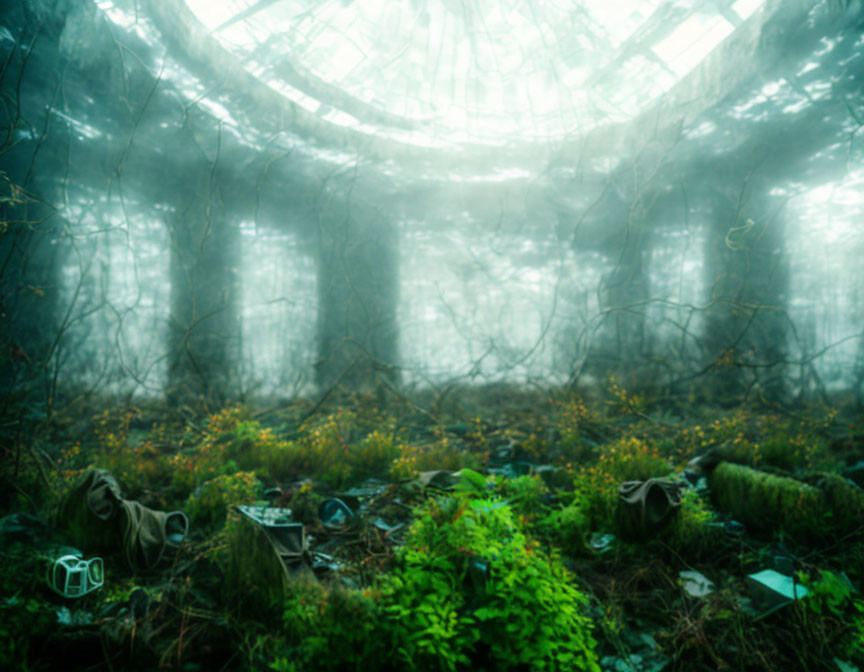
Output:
[{"xmin": 1, "ymin": 0, "xmax": 863, "ymax": 410}]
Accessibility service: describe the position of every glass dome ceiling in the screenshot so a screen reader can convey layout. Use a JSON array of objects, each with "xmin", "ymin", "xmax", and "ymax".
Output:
[{"xmin": 184, "ymin": 0, "xmax": 767, "ymax": 146}]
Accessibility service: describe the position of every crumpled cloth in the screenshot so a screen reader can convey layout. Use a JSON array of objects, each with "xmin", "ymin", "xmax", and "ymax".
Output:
[
  {"xmin": 616, "ymin": 478, "xmax": 683, "ymax": 539},
  {"xmin": 56, "ymin": 469, "xmax": 188, "ymax": 571}
]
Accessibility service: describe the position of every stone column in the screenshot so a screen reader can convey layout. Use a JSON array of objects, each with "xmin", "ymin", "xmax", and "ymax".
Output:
[
  {"xmin": 0, "ymin": 182, "xmax": 63, "ymax": 403},
  {"xmin": 702, "ymin": 180, "xmax": 789, "ymax": 404},
  {"xmin": 166, "ymin": 173, "xmax": 241, "ymax": 403},
  {"xmin": 583, "ymin": 199, "xmax": 655, "ymax": 388},
  {"xmin": 314, "ymin": 193, "xmax": 398, "ymax": 391}
]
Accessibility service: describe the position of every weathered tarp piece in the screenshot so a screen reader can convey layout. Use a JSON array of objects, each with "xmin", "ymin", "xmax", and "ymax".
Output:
[{"xmin": 56, "ymin": 470, "xmax": 188, "ymax": 571}]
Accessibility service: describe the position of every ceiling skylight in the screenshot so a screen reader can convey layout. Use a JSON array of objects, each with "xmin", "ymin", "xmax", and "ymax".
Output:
[{"xmin": 184, "ymin": 0, "xmax": 765, "ymax": 145}]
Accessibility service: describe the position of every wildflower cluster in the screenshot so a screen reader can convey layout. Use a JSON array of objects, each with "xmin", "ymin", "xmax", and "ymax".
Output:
[
  {"xmin": 185, "ymin": 471, "xmax": 260, "ymax": 529},
  {"xmin": 389, "ymin": 436, "xmax": 482, "ymax": 481},
  {"xmin": 606, "ymin": 376, "xmax": 647, "ymax": 415}
]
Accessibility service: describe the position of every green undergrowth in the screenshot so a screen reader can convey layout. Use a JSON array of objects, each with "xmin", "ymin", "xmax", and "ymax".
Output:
[
  {"xmin": 262, "ymin": 492, "xmax": 600, "ymax": 672},
  {"xmin": 2, "ymin": 385, "xmax": 863, "ymax": 671},
  {"xmin": 380, "ymin": 494, "xmax": 599, "ymax": 671}
]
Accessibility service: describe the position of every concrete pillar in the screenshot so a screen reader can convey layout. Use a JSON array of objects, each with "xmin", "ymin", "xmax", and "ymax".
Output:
[
  {"xmin": 0, "ymin": 183, "xmax": 63, "ymax": 404},
  {"xmin": 702, "ymin": 180, "xmax": 789, "ymax": 404},
  {"xmin": 583, "ymin": 200, "xmax": 655, "ymax": 388},
  {"xmin": 314, "ymin": 194, "xmax": 398, "ymax": 391},
  {"xmin": 166, "ymin": 175, "xmax": 241, "ymax": 403}
]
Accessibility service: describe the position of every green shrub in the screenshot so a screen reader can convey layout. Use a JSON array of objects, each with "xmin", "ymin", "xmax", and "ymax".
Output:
[
  {"xmin": 275, "ymin": 574, "xmax": 385, "ymax": 672},
  {"xmin": 347, "ymin": 430, "xmax": 400, "ymax": 482},
  {"xmin": 185, "ymin": 471, "xmax": 260, "ymax": 530},
  {"xmin": 389, "ymin": 439, "xmax": 483, "ymax": 481},
  {"xmin": 553, "ymin": 397, "xmax": 603, "ymax": 463},
  {"xmin": 798, "ymin": 569, "xmax": 864, "ymax": 664},
  {"xmin": 489, "ymin": 474, "xmax": 550, "ymax": 520},
  {"xmin": 168, "ymin": 406, "xmax": 351, "ymax": 491},
  {"xmin": 665, "ymin": 489, "xmax": 725, "ymax": 559},
  {"xmin": 541, "ymin": 493, "xmax": 591, "ymax": 554},
  {"xmin": 380, "ymin": 494, "xmax": 600, "ymax": 671}
]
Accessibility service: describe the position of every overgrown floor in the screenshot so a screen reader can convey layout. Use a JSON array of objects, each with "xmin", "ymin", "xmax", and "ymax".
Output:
[{"xmin": 2, "ymin": 385, "xmax": 864, "ymax": 671}]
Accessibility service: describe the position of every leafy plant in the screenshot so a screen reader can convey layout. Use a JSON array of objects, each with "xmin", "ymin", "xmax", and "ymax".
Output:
[
  {"xmin": 276, "ymin": 575, "xmax": 386, "ymax": 672},
  {"xmin": 606, "ymin": 376, "xmax": 647, "ymax": 415},
  {"xmin": 798, "ymin": 570, "xmax": 864, "ymax": 663},
  {"xmin": 489, "ymin": 474, "xmax": 549, "ymax": 519},
  {"xmin": 665, "ymin": 488, "xmax": 725, "ymax": 559},
  {"xmin": 347, "ymin": 430, "xmax": 400, "ymax": 481},
  {"xmin": 540, "ymin": 492, "xmax": 591, "ymax": 554},
  {"xmin": 380, "ymin": 494, "xmax": 600, "ymax": 671}
]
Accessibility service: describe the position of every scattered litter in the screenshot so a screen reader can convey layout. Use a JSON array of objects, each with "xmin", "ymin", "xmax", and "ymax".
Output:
[
  {"xmin": 489, "ymin": 443, "xmax": 515, "ymax": 464},
  {"xmin": 616, "ymin": 479, "xmax": 683, "ymax": 540},
  {"xmin": 746, "ymin": 569, "xmax": 808, "ymax": 611},
  {"xmin": 55, "ymin": 605, "xmax": 95, "ymax": 626},
  {"xmin": 723, "ymin": 520, "xmax": 745, "ymax": 536},
  {"xmin": 418, "ymin": 470, "xmax": 457, "ymax": 489},
  {"xmin": 47, "ymin": 553, "xmax": 104, "ymax": 598},
  {"xmin": 416, "ymin": 468, "xmax": 489, "ymax": 494},
  {"xmin": 600, "ymin": 651, "xmax": 670, "ymax": 672},
  {"xmin": 679, "ymin": 570, "xmax": 714, "ymax": 598},
  {"xmin": 164, "ymin": 511, "xmax": 189, "ymax": 545},
  {"xmin": 834, "ymin": 658, "xmax": 861, "ymax": 672},
  {"xmin": 237, "ymin": 504, "xmax": 293, "ymax": 526},
  {"xmin": 311, "ymin": 552, "xmax": 344, "ymax": 575},
  {"xmin": 770, "ymin": 543, "xmax": 797, "ymax": 576},
  {"xmin": 596, "ymin": 620, "xmax": 671, "ymax": 671},
  {"xmin": 487, "ymin": 461, "xmax": 534, "ymax": 478},
  {"xmin": 683, "ymin": 470, "xmax": 710, "ymax": 494},
  {"xmin": 318, "ymin": 498, "xmax": 356, "ymax": 528},
  {"xmin": 371, "ymin": 517, "xmax": 403, "ymax": 534},
  {"xmin": 336, "ymin": 481, "xmax": 387, "ymax": 513},
  {"xmin": 236, "ymin": 505, "xmax": 306, "ymax": 559},
  {"xmin": 228, "ymin": 505, "xmax": 308, "ymax": 607},
  {"xmin": 340, "ymin": 481, "xmax": 387, "ymax": 499},
  {"xmin": 262, "ymin": 487, "xmax": 283, "ymax": 503},
  {"xmin": 589, "ymin": 532, "xmax": 615, "ymax": 553}
]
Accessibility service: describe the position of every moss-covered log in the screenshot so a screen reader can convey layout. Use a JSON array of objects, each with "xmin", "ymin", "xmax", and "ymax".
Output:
[
  {"xmin": 806, "ymin": 472, "xmax": 864, "ymax": 536},
  {"xmin": 708, "ymin": 462, "xmax": 827, "ymax": 543},
  {"xmin": 709, "ymin": 461, "xmax": 864, "ymax": 545}
]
